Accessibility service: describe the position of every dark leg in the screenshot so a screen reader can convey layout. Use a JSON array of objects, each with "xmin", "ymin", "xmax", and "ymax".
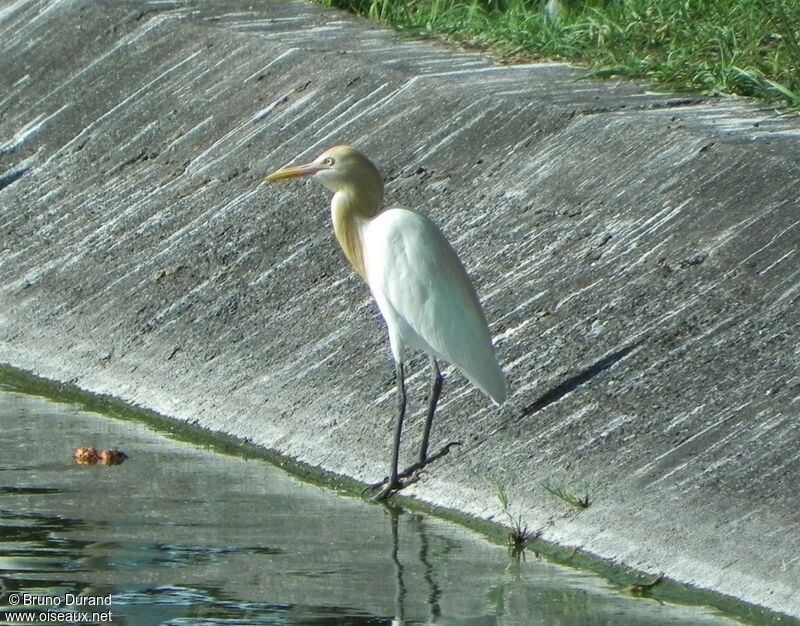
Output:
[
  {"xmin": 366, "ymin": 359, "xmax": 458, "ymax": 499},
  {"xmin": 418, "ymin": 356, "xmax": 443, "ymax": 463},
  {"xmin": 374, "ymin": 361, "xmax": 406, "ymax": 501},
  {"xmin": 391, "ymin": 357, "xmax": 456, "ymax": 482}
]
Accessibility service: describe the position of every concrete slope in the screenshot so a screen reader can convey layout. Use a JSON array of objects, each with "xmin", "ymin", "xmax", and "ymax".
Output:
[{"xmin": 1, "ymin": 0, "xmax": 798, "ymax": 618}]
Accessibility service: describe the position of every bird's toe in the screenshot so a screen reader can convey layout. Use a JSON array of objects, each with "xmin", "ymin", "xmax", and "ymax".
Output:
[
  {"xmin": 371, "ymin": 484, "xmax": 396, "ymax": 502},
  {"xmin": 366, "ymin": 475, "xmax": 420, "ymax": 501}
]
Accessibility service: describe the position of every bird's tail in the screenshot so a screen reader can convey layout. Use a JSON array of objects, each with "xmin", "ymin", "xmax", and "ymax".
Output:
[{"xmin": 462, "ymin": 357, "xmax": 507, "ymax": 405}]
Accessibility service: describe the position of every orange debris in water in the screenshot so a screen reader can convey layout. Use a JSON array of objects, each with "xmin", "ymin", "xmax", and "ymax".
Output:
[
  {"xmin": 73, "ymin": 447, "xmax": 99, "ymax": 465},
  {"xmin": 73, "ymin": 447, "xmax": 128, "ymax": 466}
]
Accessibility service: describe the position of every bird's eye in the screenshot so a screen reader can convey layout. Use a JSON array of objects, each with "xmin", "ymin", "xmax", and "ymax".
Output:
[{"xmin": 323, "ymin": 157, "xmax": 335, "ymax": 166}]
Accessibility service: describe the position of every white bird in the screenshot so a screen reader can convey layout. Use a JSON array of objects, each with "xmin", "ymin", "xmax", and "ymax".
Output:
[{"xmin": 265, "ymin": 146, "xmax": 506, "ymax": 499}]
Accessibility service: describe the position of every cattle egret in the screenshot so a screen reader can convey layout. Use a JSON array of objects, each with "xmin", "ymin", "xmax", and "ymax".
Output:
[{"xmin": 265, "ymin": 146, "xmax": 506, "ymax": 499}]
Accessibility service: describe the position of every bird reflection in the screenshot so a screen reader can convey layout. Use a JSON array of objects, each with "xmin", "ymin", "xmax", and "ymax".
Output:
[{"xmin": 383, "ymin": 503, "xmax": 497, "ymax": 625}]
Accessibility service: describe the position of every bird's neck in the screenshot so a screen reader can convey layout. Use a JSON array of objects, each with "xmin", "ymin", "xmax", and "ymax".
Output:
[{"xmin": 331, "ymin": 187, "xmax": 381, "ymax": 279}]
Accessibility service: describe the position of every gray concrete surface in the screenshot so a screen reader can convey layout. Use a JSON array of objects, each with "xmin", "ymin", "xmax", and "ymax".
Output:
[{"xmin": 1, "ymin": 0, "xmax": 798, "ymax": 618}]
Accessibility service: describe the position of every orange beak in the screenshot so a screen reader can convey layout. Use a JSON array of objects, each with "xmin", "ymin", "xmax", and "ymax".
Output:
[{"xmin": 264, "ymin": 161, "xmax": 324, "ymax": 183}]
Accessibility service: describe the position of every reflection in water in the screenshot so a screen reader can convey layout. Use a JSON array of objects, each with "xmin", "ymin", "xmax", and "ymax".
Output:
[
  {"xmin": 386, "ymin": 506, "xmax": 448, "ymax": 625},
  {"xmin": 0, "ymin": 505, "xmax": 467, "ymax": 625},
  {"xmin": 413, "ymin": 511, "xmax": 443, "ymax": 622},
  {"xmin": 0, "ymin": 515, "xmax": 383, "ymax": 624},
  {"xmin": 388, "ymin": 506, "xmax": 407, "ymax": 624},
  {"xmin": 0, "ymin": 389, "xmax": 738, "ymax": 625}
]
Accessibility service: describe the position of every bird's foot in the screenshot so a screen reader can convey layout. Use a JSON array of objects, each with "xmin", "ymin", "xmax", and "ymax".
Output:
[
  {"xmin": 370, "ymin": 474, "xmax": 421, "ymax": 502},
  {"xmin": 363, "ymin": 441, "xmax": 461, "ymax": 500},
  {"xmin": 401, "ymin": 440, "xmax": 462, "ymax": 479}
]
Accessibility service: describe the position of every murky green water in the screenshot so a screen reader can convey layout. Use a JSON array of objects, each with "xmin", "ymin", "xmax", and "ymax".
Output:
[{"xmin": 0, "ymin": 389, "xmax": 738, "ymax": 625}]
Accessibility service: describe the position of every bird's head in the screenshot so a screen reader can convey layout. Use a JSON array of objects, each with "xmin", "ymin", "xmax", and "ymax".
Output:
[{"xmin": 265, "ymin": 145, "xmax": 383, "ymax": 216}]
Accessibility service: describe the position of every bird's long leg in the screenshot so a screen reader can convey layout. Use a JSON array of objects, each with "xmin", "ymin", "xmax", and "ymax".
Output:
[
  {"xmin": 367, "ymin": 359, "xmax": 458, "ymax": 498},
  {"xmin": 389, "ymin": 358, "xmax": 456, "ymax": 483},
  {"xmin": 374, "ymin": 361, "xmax": 406, "ymax": 501},
  {"xmin": 418, "ymin": 356, "xmax": 443, "ymax": 463}
]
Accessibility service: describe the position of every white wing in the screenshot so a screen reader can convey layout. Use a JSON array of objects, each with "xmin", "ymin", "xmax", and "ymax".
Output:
[{"xmin": 362, "ymin": 208, "xmax": 506, "ymax": 404}]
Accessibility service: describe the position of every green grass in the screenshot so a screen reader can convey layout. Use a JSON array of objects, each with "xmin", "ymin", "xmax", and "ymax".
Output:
[
  {"xmin": 495, "ymin": 481, "xmax": 536, "ymax": 556},
  {"xmin": 320, "ymin": 0, "xmax": 800, "ymax": 108},
  {"xmin": 543, "ymin": 477, "xmax": 593, "ymax": 511}
]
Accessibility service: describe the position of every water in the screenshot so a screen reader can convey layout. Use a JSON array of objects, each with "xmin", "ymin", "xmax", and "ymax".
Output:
[{"xmin": 0, "ymin": 389, "xmax": 737, "ymax": 625}]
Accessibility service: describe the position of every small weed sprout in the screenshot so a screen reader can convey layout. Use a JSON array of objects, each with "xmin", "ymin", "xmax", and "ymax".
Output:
[
  {"xmin": 495, "ymin": 482, "xmax": 532, "ymax": 556},
  {"xmin": 543, "ymin": 478, "xmax": 593, "ymax": 511}
]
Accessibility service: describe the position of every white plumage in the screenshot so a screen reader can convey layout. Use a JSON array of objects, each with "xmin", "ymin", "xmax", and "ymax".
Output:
[
  {"xmin": 265, "ymin": 145, "xmax": 506, "ymax": 499},
  {"xmin": 362, "ymin": 208, "xmax": 506, "ymax": 404}
]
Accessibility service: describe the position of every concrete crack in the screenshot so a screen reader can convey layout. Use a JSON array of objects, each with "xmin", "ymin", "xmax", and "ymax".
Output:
[{"xmin": 0, "ymin": 167, "xmax": 29, "ymax": 192}]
